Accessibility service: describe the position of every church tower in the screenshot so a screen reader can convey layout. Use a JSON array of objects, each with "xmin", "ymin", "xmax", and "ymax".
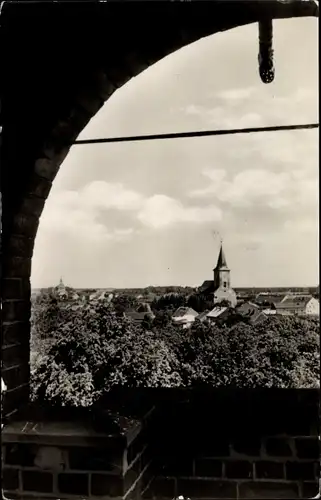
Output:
[{"xmin": 213, "ymin": 243, "xmax": 237, "ymax": 308}]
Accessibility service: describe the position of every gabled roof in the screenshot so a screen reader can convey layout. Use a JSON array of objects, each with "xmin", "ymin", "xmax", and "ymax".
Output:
[
  {"xmin": 172, "ymin": 307, "xmax": 198, "ymax": 319},
  {"xmin": 196, "ymin": 311, "xmax": 210, "ymax": 322},
  {"xmin": 276, "ymin": 294, "xmax": 314, "ymax": 310},
  {"xmin": 236, "ymin": 301, "xmax": 267, "ymax": 325},
  {"xmin": 198, "ymin": 280, "xmax": 214, "ymax": 294},
  {"xmin": 125, "ymin": 311, "xmax": 154, "ymax": 323},
  {"xmin": 255, "ymin": 293, "xmax": 285, "ymax": 305},
  {"xmin": 237, "ymin": 301, "xmax": 259, "ymax": 312},
  {"xmin": 207, "ymin": 306, "xmax": 228, "ymax": 318}
]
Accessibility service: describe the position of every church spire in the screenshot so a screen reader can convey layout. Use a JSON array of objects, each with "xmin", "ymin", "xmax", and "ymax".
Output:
[{"xmin": 215, "ymin": 241, "xmax": 228, "ymax": 270}]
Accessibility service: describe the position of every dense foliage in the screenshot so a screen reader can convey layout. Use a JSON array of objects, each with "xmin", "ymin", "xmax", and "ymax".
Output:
[{"xmin": 30, "ymin": 292, "xmax": 320, "ymax": 406}]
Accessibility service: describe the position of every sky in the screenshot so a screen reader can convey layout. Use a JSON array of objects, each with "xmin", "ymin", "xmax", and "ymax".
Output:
[{"xmin": 31, "ymin": 17, "xmax": 318, "ymax": 289}]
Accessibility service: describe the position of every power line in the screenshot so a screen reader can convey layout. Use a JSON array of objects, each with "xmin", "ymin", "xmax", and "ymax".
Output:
[{"xmin": 74, "ymin": 123, "xmax": 318, "ymax": 145}]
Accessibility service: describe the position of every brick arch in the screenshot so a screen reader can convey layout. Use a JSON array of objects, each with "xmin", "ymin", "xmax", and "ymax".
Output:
[{"xmin": 1, "ymin": 0, "xmax": 318, "ymax": 418}]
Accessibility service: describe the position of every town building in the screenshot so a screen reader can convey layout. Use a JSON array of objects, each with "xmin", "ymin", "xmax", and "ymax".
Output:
[
  {"xmin": 206, "ymin": 306, "xmax": 231, "ymax": 323},
  {"xmin": 275, "ymin": 295, "xmax": 320, "ymax": 317},
  {"xmin": 199, "ymin": 243, "xmax": 237, "ymax": 308},
  {"xmin": 236, "ymin": 301, "xmax": 267, "ymax": 325},
  {"xmin": 255, "ymin": 293, "xmax": 286, "ymax": 308},
  {"xmin": 172, "ymin": 307, "xmax": 199, "ymax": 328},
  {"xmin": 55, "ymin": 277, "xmax": 68, "ymax": 300},
  {"xmin": 125, "ymin": 311, "xmax": 155, "ymax": 326}
]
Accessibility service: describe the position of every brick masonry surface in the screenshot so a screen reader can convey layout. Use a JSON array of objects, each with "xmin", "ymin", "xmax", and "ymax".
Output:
[
  {"xmin": 2, "ymin": 401, "xmax": 156, "ymax": 500},
  {"xmin": 1, "ymin": 390, "xmax": 320, "ymax": 499},
  {"xmin": 143, "ymin": 390, "xmax": 320, "ymax": 500}
]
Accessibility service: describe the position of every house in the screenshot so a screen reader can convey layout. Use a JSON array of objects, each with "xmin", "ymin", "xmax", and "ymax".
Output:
[
  {"xmin": 125, "ymin": 311, "xmax": 155, "ymax": 326},
  {"xmin": 206, "ymin": 306, "xmax": 230, "ymax": 323},
  {"xmin": 172, "ymin": 307, "xmax": 199, "ymax": 328},
  {"xmin": 137, "ymin": 302, "xmax": 153, "ymax": 314},
  {"xmin": 262, "ymin": 308, "xmax": 277, "ymax": 316},
  {"xmin": 196, "ymin": 311, "xmax": 210, "ymax": 323},
  {"xmin": 89, "ymin": 290, "xmax": 113, "ymax": 302},
  {"xmin": 275, "ymin": 295, "xmax": 320, "ymax": 316},
  {"xmin": 236, "ymin": 301, "xmax": 267, "ymax": 325},
  {"xmin": 255, "ymin": 293, "xmax": 286, "ymax": 308}
]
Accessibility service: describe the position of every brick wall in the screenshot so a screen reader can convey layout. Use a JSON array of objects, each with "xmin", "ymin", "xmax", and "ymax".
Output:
[
  {"xmin": 2, "ymin": 403, "xmax": 155, "ymax": 500},
  {"xmin": 144, "ymin": 390, "xmax": 320, "ymax": 500},
  {"xmin": 1, "ymin": 390, "xmax": 320, "ymax": 499}
]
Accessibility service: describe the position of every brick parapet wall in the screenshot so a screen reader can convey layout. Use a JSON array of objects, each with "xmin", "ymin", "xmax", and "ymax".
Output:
[
  {"xmin": 1, "ymin": 390, "xmax": 320, "ymax": 499},
  {"xmin": 2, "ymin": 404, "xmax": 156, "ymax": 500},
  {"xmin": 144, "ymin": 389, "xmax": 320, "ymax": 499}
]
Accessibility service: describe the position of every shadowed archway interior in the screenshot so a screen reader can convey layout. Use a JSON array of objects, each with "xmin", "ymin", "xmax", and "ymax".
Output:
[{"xmin": 1, "ymin": 0, "xmax": 319, "ymax": 419}]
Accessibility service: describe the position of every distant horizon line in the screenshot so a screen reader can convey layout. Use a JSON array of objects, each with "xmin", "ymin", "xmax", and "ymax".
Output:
[{"xmin": 32, "ymin": 284, "xmax": 318, "ymax": 290}]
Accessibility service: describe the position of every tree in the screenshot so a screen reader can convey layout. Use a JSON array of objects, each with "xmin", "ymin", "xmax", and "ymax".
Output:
[
  {"xmin": 30, "ymin": 295, "xmax": 319, "ymax": 404},
  {"xmin": 141, "ymin": 313, "xmax": 154, "ymax": 331},
  {"xmin": 174, "ymin": 316, "xmax": 320, "ymax": 388},
  {"xmin": 153, "ymin": 310, "xmax": 172, "ymax": 329},
  {"xmin": 112, "ymin": 294, "xmax": 139, "ymax": 315},
  {"xmin": 187, "ymin": 293, "xmax": 213, "ymax": 313},
  {"xmin": 31, "ymin": 300, "xmax": 183, "ymax": 406},
  {"xmin": 152, "ymin": 293, "xmax": 187, "ymax": 312}
]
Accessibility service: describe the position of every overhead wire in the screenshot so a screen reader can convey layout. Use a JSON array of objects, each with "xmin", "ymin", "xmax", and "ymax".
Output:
[{"xmin": 74, "ymin": 123, "xmax": 318, "ymax": 145}]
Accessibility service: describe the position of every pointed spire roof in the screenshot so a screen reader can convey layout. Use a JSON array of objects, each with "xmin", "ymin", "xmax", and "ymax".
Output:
[{"xmin": 215, "ymin": 243, "xmax": 229, "ymax": 270}]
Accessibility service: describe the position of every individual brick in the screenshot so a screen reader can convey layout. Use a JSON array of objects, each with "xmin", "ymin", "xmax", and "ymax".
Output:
[
  {"xmin": 1, "ymin": 278, "xmax": 31, "ymax": 300},
  {"xmin": 2, "ymin": 300, "xmax": 31, "ymax": 323},
  {"xmin": 177, "ymin": 478, "xmax": 237, "ymax": 499},
  {"xmin": 68, "ymin": 446, "xmax": 121, "ymax": 473},
  {"xmin": 238, "ymin": 481, "xmax": 299, "ymax": 499},
  {"xmin": 27, "ymin": 174, "xmax": 52, "ymax": 199},
  {"xmin": 225, "ymin": 460, "xmax": 253, "ymax": 479},
  {"xmin": 286, "ymin": 461, "xmax": 317, "ymax": 481},
  {"xmin": 34, "ymin": 157, "xmax": 64, "ymax": 181},
  {"xmin": 20, "ymin": 196, "xmax": 46, "ymax": 219},
  {"xmin": 2, "ymin": 322, "xmax": 30, "ymax": 346},
  {"xmin": 199, "ymin": 436, "xmax": 230, "ymax": 457},
  {"xmin": 301, "ymin": 481, "xmax": 320, "ymax": 499},
  {"xmin": 11, "ymin": 214, "xmax": 39, "ymax": 238},
  {"xmin": 194, "ymin": 458, "xmax": 222, "ymax": 478},
  {"xmin": 5, "ymin": 444, "xmax": 37, "ymax": 467},
  {"xmin": 162, "ymin": 456, "xmax": 194, "ymax": 477},
  {"xmin": 2, "ymin": 383, "xmax": 29, "ymax": 416},
  {"xmin": 58, "ymin": 472, "xmax": 89, "ymax": 495},
  {"xmin": 2, "ymin": 344, "xmax": 28, "ymax": 367},
  {"xmin": 22, "ymin": 470, "xmax": 53, "ymax": 493},
  {"xmin": 265, "ymin": 438, "xmax": 293, "ymax": 457},
  {"xmin": 1, "ymin": 363, "xmax": 30, "ymax": 390},
  {"xmin": 255, "ymin": 460, "xmax": 285, "ymax": 479},
  {"xmin": 91, "ymin": 473, "xmax": 125, "ymax": 497},
  {"xmin": 4, "ymin": 235, "xmax": 35, "ymax": 259},
  {"xmin": 295, "ymin": 438, "xmax": 320, "ymax": 459},
  {"xmin": 3, "ymin": 468, "xmax": 19, "ymax": 490},
  {"xmin": 231, "ymin": 437, "xmax": 262, "ymax": 457},
  {"xmin": 146, "ymin": 477, "xmax": 176, "ymax": 498}
]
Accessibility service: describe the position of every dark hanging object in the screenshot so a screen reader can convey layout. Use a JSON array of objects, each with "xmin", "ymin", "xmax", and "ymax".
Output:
[{"xmin": 258, "ymin": 19, "xmax": 275, "ymax": 84}]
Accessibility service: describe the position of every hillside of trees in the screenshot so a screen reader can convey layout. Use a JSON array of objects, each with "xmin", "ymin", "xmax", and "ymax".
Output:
[{"xmin": 30, "ymin": 291, "xmax": 320, "ymax": 407}]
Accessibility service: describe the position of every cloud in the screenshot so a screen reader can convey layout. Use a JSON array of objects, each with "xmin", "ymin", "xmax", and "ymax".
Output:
[
  {"xmin": 188, "ymin": 167, "xmax": 317, "ymax": 211},
  {"xmin": 40, "ymin": 182, "xmax": 222, "ymax": 242},
  {"xmin": 137, "ymin": 194, "xmax": 222, "ymax": 229},
  {"xmin": 216, "ymin": 87, "xmax": 256, "ymax": 101},
  {"xmin": 81, "ymin": 181, "xmax": 143, "ymax": 211},
  {"xmin": 39, "ymin": 183, "xmax": 140, "ymax": 244}
]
